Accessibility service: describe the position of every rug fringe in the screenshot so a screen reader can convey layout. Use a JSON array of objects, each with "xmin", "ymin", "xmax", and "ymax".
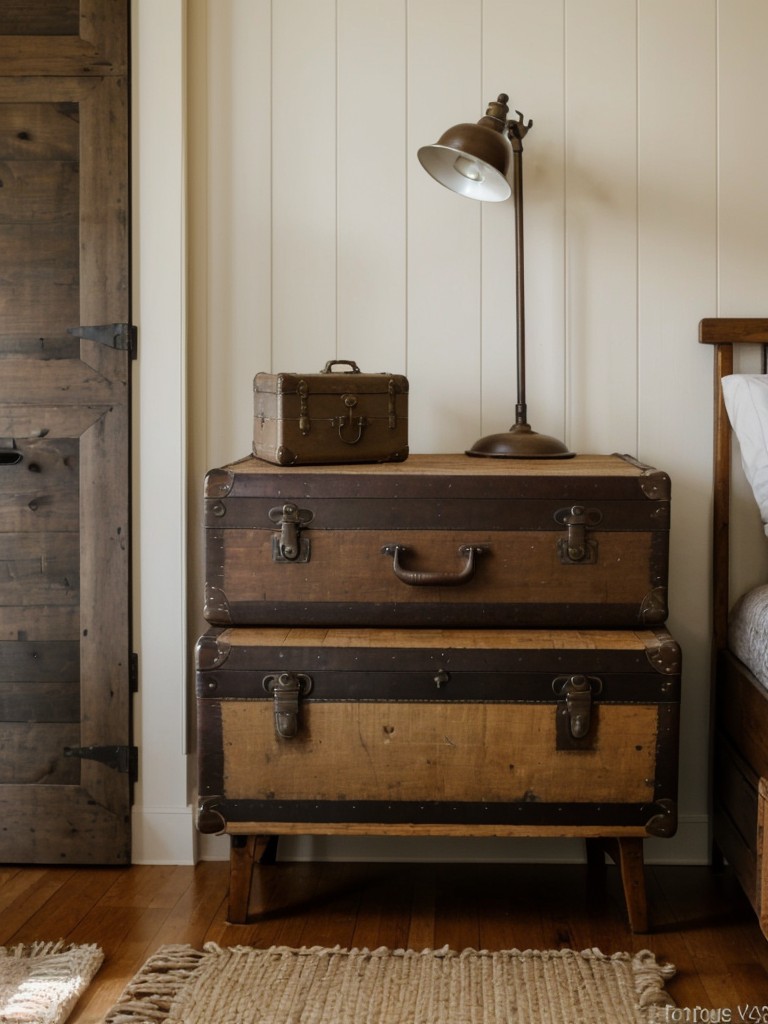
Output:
[
  {"xmin": 1, "ymin": 941, "xmax": 101, "ymax": 960},
  {"xmin": 103, "ymin": 945, "xmax": 208, "ymax": 1023},
  {"xmin": 631, "ymin": 948, "xmax": 677, "ymax": 1009},
  {"xmin": 202, "ymin": 941, "xmax": 674, "ymax": 970}
]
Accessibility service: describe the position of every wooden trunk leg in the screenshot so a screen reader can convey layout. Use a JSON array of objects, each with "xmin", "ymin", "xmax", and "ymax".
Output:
[
  {"xmin": 228, "ymin": 835, "xmax": 276, "ymax": 924},
  {"xmin": 228, "ymin": 835, "xmax": 258, "ymax": 924},
  {"xmin": 584, "ymin": 838, "xmax": 649, "ymax": 933},
  {"xmin": 616, "ymin": 838, "xmax": 649, "ymax": 934}
]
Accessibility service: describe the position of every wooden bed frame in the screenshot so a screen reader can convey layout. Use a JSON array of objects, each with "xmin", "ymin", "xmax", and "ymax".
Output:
[{"xmin": 700, "ymin": 317, "xmax": 768, "ymax": 940}]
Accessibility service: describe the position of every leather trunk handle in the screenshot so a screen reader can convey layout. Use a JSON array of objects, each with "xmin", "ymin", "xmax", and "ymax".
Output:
[{"xmin": 381, "ymin": 544, "xmax": 486, "ymax": 586}]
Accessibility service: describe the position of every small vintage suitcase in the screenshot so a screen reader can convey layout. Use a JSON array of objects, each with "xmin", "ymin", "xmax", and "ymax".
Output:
[
  {"xmin": 196, "ymin": 625, "xmax": 680, "ymax": 923},
  {"xmin": 204, "ymin": 452, "xmax": 671, "ymax": 629},
  {"xmin": 253, "ymin": 360, "xmax": 409, "ymax": 465}
]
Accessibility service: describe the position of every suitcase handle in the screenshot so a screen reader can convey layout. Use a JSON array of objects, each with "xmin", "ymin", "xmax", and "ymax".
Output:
[
  {"xmin": 381, "ymin": 543, "xmax": 486, "ymax": 586},
  {"xmin": 322, "ymin": 359, "xmax": 361, "ymax": 374}
]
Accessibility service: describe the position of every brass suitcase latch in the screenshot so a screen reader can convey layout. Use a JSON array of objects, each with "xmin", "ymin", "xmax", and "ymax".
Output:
[
  {"xmin": 269, "ymin": 503, "xmax": 314, "ymax": 562},
  {"xmin": 331, "ymin": 394, "xmax": 368, "ymax": 445},
  {"xmin": 554, "ymin": 505, "xmax": 602, "ymax": 563},
  {"xmin": 552, "ymin": 674, "xmax": 603, "ymax": 748},
  {"xmin": 263, "ymin": 671, "xmax": 313, "ymax": 739}
]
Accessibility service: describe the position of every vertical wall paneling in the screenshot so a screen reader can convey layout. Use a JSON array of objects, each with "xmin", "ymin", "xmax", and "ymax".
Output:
[
  {"xmin": 337, "ymin": 0, "xmax": 407, "ymax": 373},
  {"xmin": 186, "ymin": 0, "xmax": 209, "ymax": 760},
  {"xmin": 718, "ymin": 0, "xmax": 768, "ymax": 317},
  {"xmin": 406, "ymin": 0, "xmax": 483, "ymax": 454},
  {"xmin": 637, "ymin": 0, "xmax": 717, "ymax": 826},
  {"xmin": 204, "ymin": 0, "xmax": 273, "ymax": 467},
  {"xmin": 564, "ymin": 0, "xmax": 638, "ymax": 455},
  {"xmin": 272, "ymin": 0, "xmax": 337, "ymax": 371},
  {"xmin": 481, "ymin": 0, "xmax": 567, "ymax": 446},
  {"xmin": 717, "ymin": 0, "xmax": 768, "ymax": 601}
]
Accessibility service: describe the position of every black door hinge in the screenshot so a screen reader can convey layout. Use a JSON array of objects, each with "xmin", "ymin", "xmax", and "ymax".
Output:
[
  {"xmin": 68, "ymin": 323, "xmax": 138, "ymax": 360},
  {"xmin": 64, "ymin": 744, "xmax": 139, "ymax": 782},
  {"xmin": 130, "ymin": 652, "xmax": 139, "ymax": 693}
]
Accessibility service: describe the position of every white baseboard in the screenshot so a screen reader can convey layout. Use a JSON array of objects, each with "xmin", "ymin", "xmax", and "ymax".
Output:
[
  {"xmin": 195, "ymin": 815, "xmax": 710, "ymax": 866},
  {"xmin": 131, "ymin": 805, "xmax": 198, "ymax": 864}
]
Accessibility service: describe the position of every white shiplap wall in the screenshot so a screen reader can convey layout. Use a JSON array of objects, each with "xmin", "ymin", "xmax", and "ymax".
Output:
[{"xmin": 177, "ymin": 0, "xmax": 768, "ymax": 865}]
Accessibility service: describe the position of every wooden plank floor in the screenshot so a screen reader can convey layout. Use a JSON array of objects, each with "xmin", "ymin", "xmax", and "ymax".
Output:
[{"xmin": 1, "ymin": 859, "xmax": 767, "ymax": 1022}]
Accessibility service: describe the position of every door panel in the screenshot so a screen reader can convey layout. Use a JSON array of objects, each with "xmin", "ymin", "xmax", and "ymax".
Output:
[
  {"xmin": 0, "ymin": 2, "xmax": 131, "ymax": 864},
  {"xmin": 0, "ymin": 1, "xmax": 127, "ymax": 76}
]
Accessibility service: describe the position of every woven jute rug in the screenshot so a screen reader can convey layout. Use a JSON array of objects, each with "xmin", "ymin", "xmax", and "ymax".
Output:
[
  {"xmin": 103, "ymin": 943, "xmax": 676, "ymax": 1023},
  {"xmin": 0, "ymin": 941, "xmax": 103, "ymax": 1024}
]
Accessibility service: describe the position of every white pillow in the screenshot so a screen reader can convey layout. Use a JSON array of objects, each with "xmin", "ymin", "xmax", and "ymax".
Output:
[{"xmin": 722, "ymin": 374, "xmax": 768, "ymax": 536}]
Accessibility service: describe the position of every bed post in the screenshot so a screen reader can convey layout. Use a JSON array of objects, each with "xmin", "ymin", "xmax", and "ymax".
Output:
[{"xmin": 698, "ymin": 321, "xmax": 733, "ymax": 659}]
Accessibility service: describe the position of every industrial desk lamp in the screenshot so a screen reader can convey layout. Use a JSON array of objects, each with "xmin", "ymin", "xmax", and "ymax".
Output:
[{"xmin": 418, "ymin": 93, "xmax": 573, "ymax": 458}]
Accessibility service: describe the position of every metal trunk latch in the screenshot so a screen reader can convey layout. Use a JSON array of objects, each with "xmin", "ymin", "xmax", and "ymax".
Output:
[
  {"xmin": 263, "ymin": 672, "xmax": 313, "ymax": 739},
  {"xmin": 554, "ymin": 506, "xmax": 602, "ymax": 564},
  {"xmin": 552, "ymin": 674, "xmax": 603, "ymax": 749},
  {"xmin": 333, "ymin": 394, "xmax": 367, "ymax": 445},
  {"xmin": 269, "ymin": 503, "xmax": 314, "ymax": 562}
]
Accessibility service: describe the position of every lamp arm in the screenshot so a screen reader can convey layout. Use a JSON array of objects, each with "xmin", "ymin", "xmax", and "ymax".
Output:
[{"xmin": 511, "ymin": 142, "xmax": 526, "ymax": 426}]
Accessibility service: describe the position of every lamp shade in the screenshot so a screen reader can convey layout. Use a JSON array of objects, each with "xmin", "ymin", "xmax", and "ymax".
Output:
[{"xmin": 417, "ymin": 122, "xmax": 512, "ymax": 201}]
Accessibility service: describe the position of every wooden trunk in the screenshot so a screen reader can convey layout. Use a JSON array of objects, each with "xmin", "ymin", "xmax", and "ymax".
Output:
[
  {"xmin": 204, "ymin": 452, "xmax": 670, "ymax": 629},
  {"xmin": 196, "ymin": 625, "xmax": 680, "ymax": 929},
  {"xmin": 196, "ymin": 626, "xmax": 680, "ymax": 837},
  {"xmin": 253, "ymin": 361, "xmax": 408, "ymax": 465}
]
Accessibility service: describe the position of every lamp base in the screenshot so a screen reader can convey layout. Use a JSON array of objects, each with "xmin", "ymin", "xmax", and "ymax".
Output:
[{"xmin": 466, "ymin": 422, "xmax": 574, "ymax": 459}]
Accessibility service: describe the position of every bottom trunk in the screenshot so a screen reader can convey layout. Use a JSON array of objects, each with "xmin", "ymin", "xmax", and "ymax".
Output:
[{"xmin": 196, "ymin": 626, "xmax": 680, "ymax": 839}]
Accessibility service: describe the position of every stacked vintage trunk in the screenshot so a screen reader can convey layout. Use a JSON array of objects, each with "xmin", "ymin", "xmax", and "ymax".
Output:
[{"xmin": 196, "ymin": 369, "xmax": 680, "ymax": 931}]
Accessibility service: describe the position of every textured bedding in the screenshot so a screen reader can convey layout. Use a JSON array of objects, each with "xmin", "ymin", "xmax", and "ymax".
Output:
[{"xmin": 729, "ymin": 583, "xmax": 768, "ymax": 691}]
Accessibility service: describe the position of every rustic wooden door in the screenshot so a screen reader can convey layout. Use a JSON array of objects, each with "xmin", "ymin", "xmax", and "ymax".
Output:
[{"xmin": 0, "ymin": 1, "xmax": 133, "ymax": 863}]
